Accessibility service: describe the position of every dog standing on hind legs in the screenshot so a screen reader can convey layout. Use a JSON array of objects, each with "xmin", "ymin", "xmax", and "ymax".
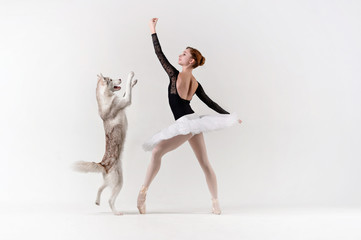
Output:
[{"xmin": 73, "ymin": 71, "xmax": 137, "ymax": 215}]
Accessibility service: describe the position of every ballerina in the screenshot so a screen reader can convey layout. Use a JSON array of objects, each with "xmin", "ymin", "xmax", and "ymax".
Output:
[{"xmin": 138, "ymin": 18, "xmax": 242, "ymax": 215}]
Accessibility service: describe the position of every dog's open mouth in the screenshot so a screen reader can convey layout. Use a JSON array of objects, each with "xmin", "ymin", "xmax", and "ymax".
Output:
[{"xmin": 114, "ymin": 86, "xmax": 121, "ymax": 90}]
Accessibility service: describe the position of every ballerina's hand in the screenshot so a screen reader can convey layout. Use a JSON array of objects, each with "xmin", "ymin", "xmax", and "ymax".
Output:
[
  {"xmin": 238, "ymin": 119, "xmax": 242, "ymax": 124},
  {"xmin": 149, "ymin": 18, "xmax": 158, "ymax": 33}
]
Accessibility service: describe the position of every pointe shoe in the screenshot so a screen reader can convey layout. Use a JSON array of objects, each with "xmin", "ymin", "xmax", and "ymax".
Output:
[
  {"xmin": 211, "ymin": 198, "xmax": 221, "ymax": 215},
  {"xmin": 137, "ymin": 185, "xmax": 148, "ymax": 214}
]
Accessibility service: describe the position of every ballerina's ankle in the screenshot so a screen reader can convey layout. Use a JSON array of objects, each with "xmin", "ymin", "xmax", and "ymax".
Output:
[{"xmin": 139, "ymin": 185, "xmax": 148, "ymax": 194}]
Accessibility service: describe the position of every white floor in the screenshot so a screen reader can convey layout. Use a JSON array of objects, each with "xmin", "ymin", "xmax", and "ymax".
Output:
[{"xmin": 1, "ymin": 203, "xmax": 361, "ymax": 240}]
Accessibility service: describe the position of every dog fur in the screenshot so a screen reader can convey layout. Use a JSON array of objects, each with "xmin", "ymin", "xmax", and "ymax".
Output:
[{"xmin": 73, "ymin": 71, "xmax": 137, "ymax": 215}]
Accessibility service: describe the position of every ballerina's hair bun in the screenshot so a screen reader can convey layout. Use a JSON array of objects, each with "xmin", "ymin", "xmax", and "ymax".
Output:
[
  {"xmin": 186, "ymin": 46, "xmax": 205, "ymax": 68},
  {"xmin": 199, "ymin": 56, "xmax": 206, "ymax": 66}
]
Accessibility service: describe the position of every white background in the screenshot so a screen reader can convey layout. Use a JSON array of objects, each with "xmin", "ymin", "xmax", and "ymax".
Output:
[{"xmin": 1, "ymin": 1, "xmax": 361, "ymax": 238}]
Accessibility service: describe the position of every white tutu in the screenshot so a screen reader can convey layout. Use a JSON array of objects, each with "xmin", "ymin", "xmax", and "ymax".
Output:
[{"xmin": 142, "ymin": 112, "xmax": 239, "ymax": 151}]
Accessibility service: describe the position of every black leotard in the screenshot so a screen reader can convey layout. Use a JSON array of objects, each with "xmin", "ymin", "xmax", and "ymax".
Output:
[{"xmin": 152, "ymin": 33, "xmax": 230, "ymax": 120}]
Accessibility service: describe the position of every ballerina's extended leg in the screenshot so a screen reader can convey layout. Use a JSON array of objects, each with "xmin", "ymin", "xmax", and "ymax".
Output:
[{"xmin": 137, "ymin": 133, "xmax": 193, "ymax": 214}]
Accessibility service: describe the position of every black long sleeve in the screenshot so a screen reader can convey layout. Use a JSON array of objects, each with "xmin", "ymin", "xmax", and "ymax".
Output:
[
  {"xmin": 151, "ymin": 33, "xmax": 229, "ymax": 118},
  {"xmin": 195, "ymin": 82, "xmax": 230, "ymax": 114},
  {"xmin": 151, "ymin": 33, "xmax": 179, "ymax": 79}
]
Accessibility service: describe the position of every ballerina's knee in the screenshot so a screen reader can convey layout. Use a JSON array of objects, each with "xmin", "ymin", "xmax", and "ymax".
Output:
[{"xmin": 151, "ymin": 147, "xmax": 164, "ymax": 162}]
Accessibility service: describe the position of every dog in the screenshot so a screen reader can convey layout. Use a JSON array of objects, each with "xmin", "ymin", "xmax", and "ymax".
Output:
[{"xmin": 73, "ymin": 71, "xmax": 137, "ymax": 215}]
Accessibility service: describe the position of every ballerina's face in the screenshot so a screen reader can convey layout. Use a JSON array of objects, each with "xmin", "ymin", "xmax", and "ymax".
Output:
[{"xmin": 178, "ymin": 49, "xmax": 194, "ymax": 67}]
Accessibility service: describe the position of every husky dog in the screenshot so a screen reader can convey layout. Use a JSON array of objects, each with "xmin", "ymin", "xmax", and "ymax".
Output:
[{"xmin": 73, "ymin": 71, "xmax": 137, "ymax": 215}]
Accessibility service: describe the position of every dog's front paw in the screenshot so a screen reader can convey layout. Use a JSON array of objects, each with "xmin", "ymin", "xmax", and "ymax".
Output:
[
  {"xmin": 128, "ymin": 71, "xmax": 134, "ymax": 78},
  {"xmin": 131, "ymin": 79, "xmax": 138, "ymax": 87}
]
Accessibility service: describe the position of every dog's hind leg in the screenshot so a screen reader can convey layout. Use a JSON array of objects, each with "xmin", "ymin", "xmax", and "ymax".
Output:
[
  {"xmin": 109, "ymin": 183, "xmax": 123, "ymax": 215},
  {"xmin": 95, "ymin": 183, "xmax": 107, "ymax": 206}
]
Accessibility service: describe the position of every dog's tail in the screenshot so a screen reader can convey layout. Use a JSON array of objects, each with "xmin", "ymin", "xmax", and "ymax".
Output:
[{"xmin": 72, "ymin": 161, "xmax": 105, "ymax": 173}]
